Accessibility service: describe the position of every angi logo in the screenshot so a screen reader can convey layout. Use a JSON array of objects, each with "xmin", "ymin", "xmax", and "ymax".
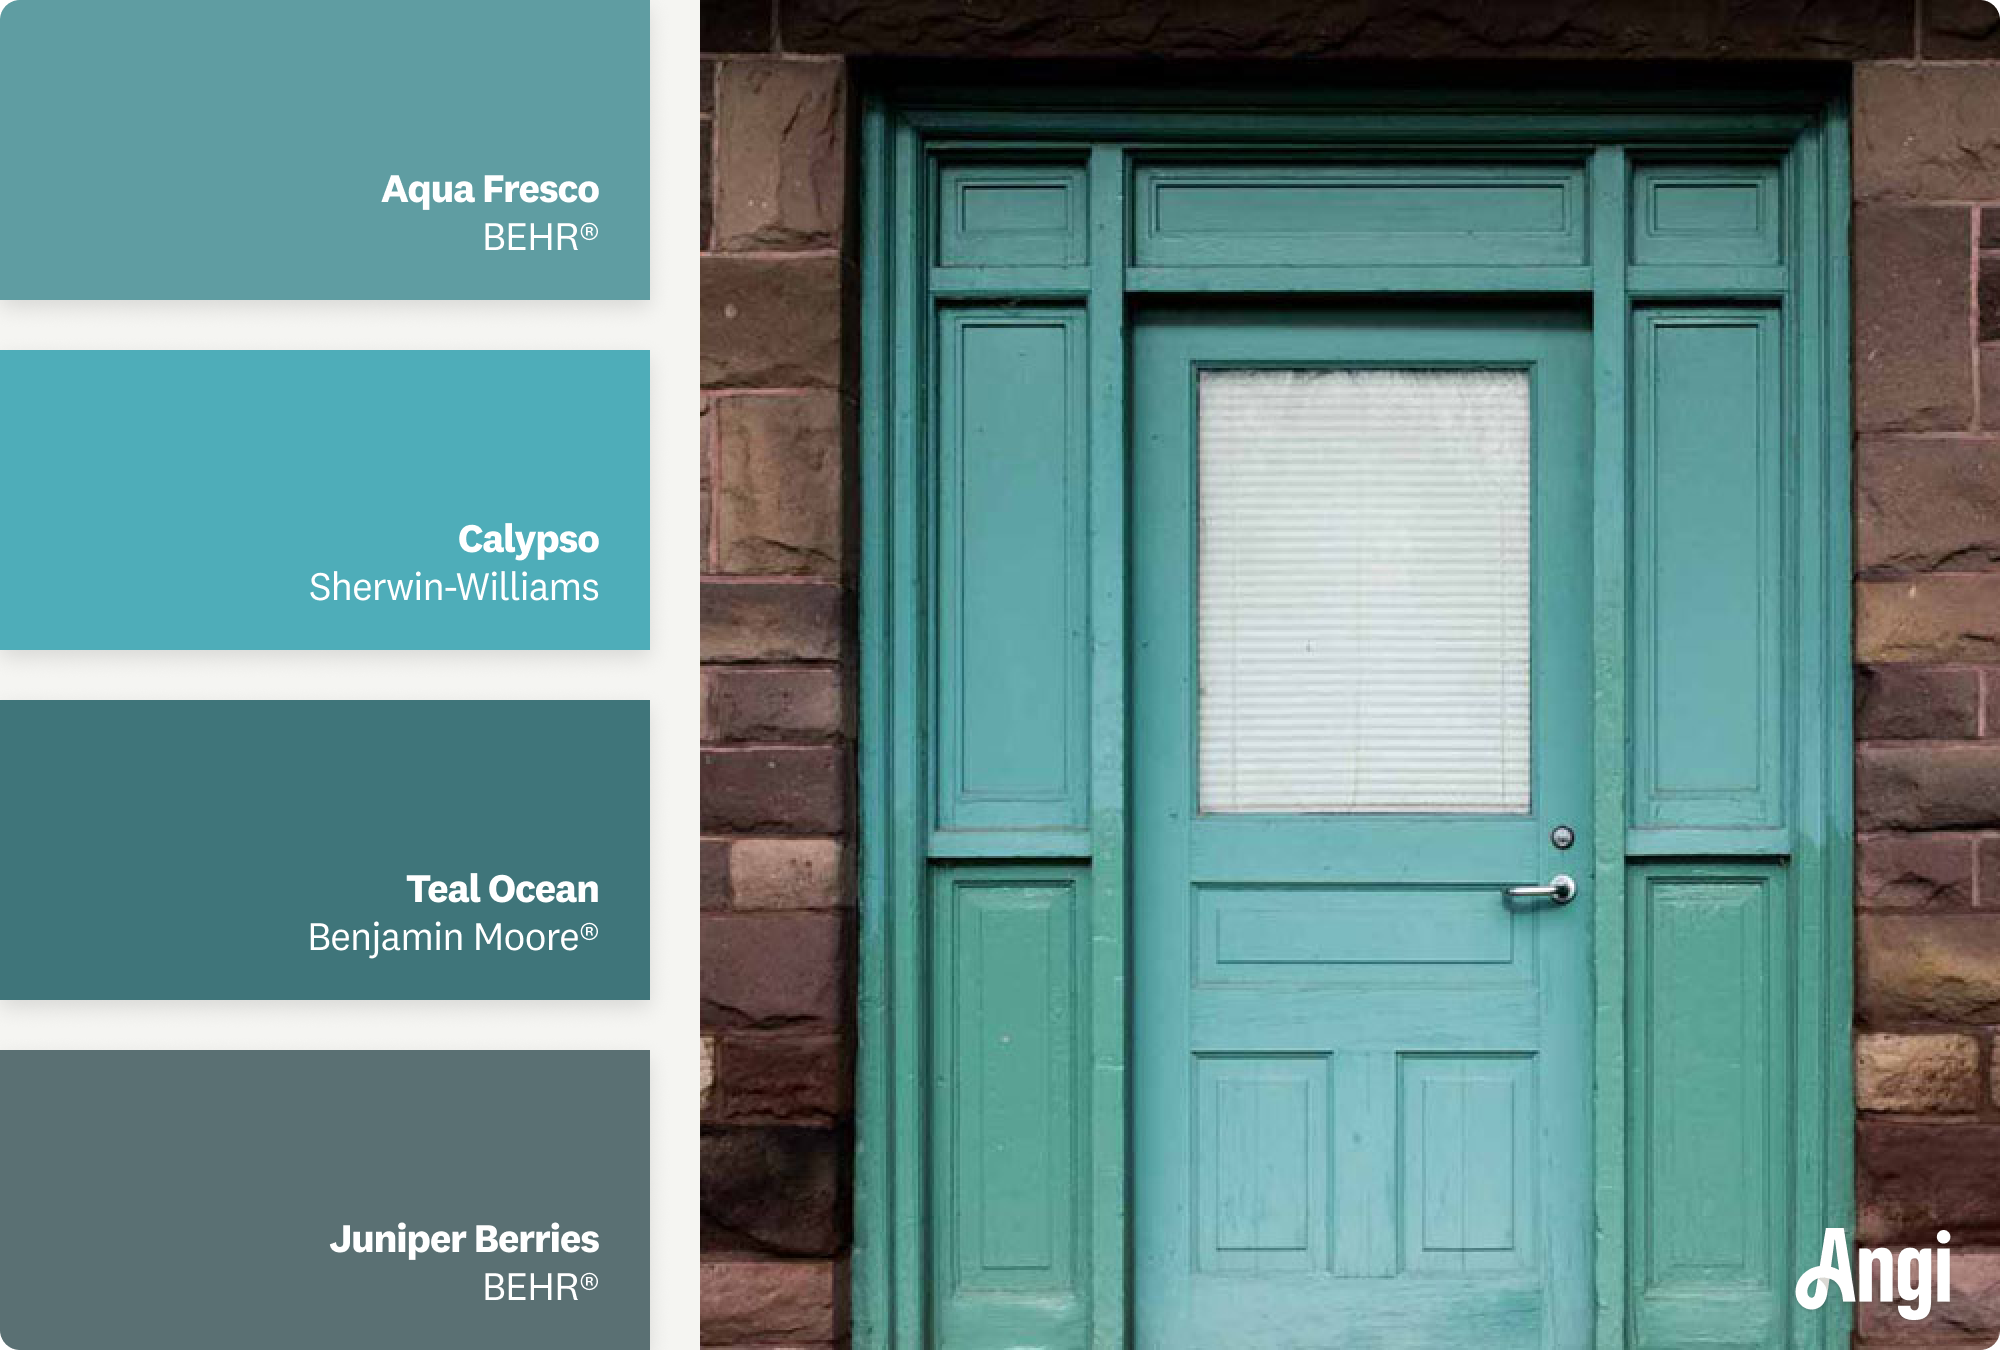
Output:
[{"xmin": 1795, "ymin": 1227, "xmax": 1986, "ymax": 1335}]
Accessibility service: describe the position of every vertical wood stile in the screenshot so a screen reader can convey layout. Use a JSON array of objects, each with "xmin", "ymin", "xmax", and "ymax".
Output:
[
  {"xmin": 1086, "ymin": 143, "xmax": 1130, "ymax": 1350},
  {"xmin": 887, "ymin": 113, "xmax": 931, "ymax": 1350},
  {"xmin": 1587, "ymin": 142, "xmax": 1631, "ymax": 1350},
  {"xmin": 852, "ymin": 95, "xmax": 893, "ymax": 1350}
]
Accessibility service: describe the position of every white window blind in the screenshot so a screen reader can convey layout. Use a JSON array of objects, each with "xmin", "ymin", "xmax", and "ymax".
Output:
[{"xmin": 1197, "ymin": 368, "xmax": 1532, "ymax": 813}]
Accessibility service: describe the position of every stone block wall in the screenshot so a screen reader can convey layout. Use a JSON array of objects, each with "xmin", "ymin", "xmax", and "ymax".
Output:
[
  {"xmin": 1853, "ymin": 51, "xmax": 2000, "ymax": 1339},
  {"xmin": 701, "ymin": 25, "xmax": 855, "ymax": 1348},
  {"xmin": 701, "ymin": 2, "xmax": 2000, "ymax": 1345}
]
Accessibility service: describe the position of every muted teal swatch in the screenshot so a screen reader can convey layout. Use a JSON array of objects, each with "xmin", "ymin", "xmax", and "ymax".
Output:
[{"xmin": 0, "ymin": 0, "xmax": 647, "ymax": 297}]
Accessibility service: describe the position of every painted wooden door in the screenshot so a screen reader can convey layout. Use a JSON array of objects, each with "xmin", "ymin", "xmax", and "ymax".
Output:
[{"xmin": 1132, "ymin": 307, "xmax": 1594, "ymax": 1349}]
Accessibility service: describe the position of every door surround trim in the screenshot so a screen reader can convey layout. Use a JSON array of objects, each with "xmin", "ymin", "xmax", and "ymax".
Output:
[{"xmin": 854, "ymin": 83, "xmax": 1853, "ymax": 1350}]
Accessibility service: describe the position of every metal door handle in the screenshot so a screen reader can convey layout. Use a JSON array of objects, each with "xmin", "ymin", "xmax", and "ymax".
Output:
[{"xmin": 1504, "ymin": 874, "xmax": 1576, "ymax": 906}]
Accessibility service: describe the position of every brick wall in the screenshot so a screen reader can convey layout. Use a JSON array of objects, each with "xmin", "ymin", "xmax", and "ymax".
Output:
[
  {"xmin": 701, "ymin": 16, "xmax": 855, "ymax": 1347},
  {"xmin": 701, "ymin": 2, "xmax": 2000, "ymax": 1345}
]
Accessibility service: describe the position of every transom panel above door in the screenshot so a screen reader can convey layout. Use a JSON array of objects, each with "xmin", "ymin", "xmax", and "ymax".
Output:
[
  {"xmin": 1132, "ymin": 309, "xmax": 1592, "ymax": 1348},
  {"xmin": 856, "ymin": 89, "xmax": 1852, "ymax": 1350}
]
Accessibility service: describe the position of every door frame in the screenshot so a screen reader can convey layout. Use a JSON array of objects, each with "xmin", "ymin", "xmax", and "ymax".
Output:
[{"xmin": 854, "ymin": 81, "xmax": 1853, "ymax": 1350}]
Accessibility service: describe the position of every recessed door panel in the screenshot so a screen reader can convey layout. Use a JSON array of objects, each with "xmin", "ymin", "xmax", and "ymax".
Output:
[{"xmin": 1133, "ymin": 308, "xmax": 1593, "ymax": 1349}]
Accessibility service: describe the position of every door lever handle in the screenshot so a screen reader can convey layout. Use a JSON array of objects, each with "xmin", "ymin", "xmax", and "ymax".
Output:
[{"xmin": 1503, "ymin": 874, "xmax": 1577, "ymax": 906}]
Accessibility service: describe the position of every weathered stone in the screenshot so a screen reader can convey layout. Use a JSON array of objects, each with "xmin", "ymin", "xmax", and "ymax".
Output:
[
  {"xmin": 703, "ymin": 837, "xmax": 733, "ymax": 909},
  {"xmin": 702, "ymin": 255, "xmax": 844, "ymax": 388},
  {"xmin": 703, "ymin": 581, "xmax": 845, "ymax": 663},
  {"xmin": 1859, "ymin": 745, "xmax": 2000, "ymax": 830},
  {"xmin": 701, "ymin": 395, "xmax": 716, "ymax": 568},
  {"xmin": 1860, "ymin": 1122, "xmax": 2000, "ymax": 1244},
  {"xmin": 1984, "ymin": 253, "xmax": 2000, "ymax": 344},
  {"xmin": 1856, "ymin": 1033, "xmax": 1983, "ymax": 1113},
  {"xmin": 702, "ymin": 58, "xmax": 718, "ymax": 116},
  {"xmin": 1858, "ymin": 665, "xmax": 1982, "ymax": 740},
  {"xmin": 1860, "ymin": 832, "xmax": 1975, "ymax": 909},
  {"xmin": 702, "ymin": 912, "xmax": 850, "ymax": 1028},
  {"xmin": 1858, "ymin": 577, "xmax": 2000, "ymax": 664},
  {"xmin": 1987, "ymin": 346, "xmax": 2000, "ymax": 431},
  {"xmin": 701, "ymin": 117, "xmax": 715, "ymax": 248},
  {"xmin": 714, "ymin": 1033, "xmax": 850, "ymax": 1124},
  {"xmin": 705, "ymin": 668, "xmax": 848, "ymax": 744},
  {"xmin": 779, "ymin": 0, "xmax": 1911, "ymax": 59},
  {"xmin": 701, "ymin": 1257, "xmax": 841, "ymax": 1344},
  {"xmin": 1979, "ymin": 836, "xmax": 2000, "ymax": 905},
  {"xmin": 702, "ymin": 0, "xmax": 773, "ymax": 53},
  {"xmin": 1859, "ymin": 914, "xmax": 2000, "ymax": 1022},
  {"xmin": 714, "ymin": 59, "xmax": 847, "ymax": 251},
  {"xmin": 702, "ymin": 1126, "xmax": 849, "ymax": 1255},
  {"xmin": 702, "ymin": 746, "xmax": 850, "ymax": 834},
  {"xmin": 714, "ymin": 393, "xmax": 846, "ymax": 576},
  {"xmin": 1859, "ymin": 439, "xmax": 2000, "ymax": 573},
  {"xmin": 1926, "ymin": 0, "xmax": 2000, "ymax": 56},
  {"xmin": 730, "ymin": 838, "xmax": 849, "ymax": 910},
  {"xmin": 1857, "ymin": 65, "xmax": 2000, "ymax": 201},
  {"xmin": 1855, "ymin": 206, "xmax": 1974, "ymax": 433},
  {"xmin": 702, "ymin": 1035, "xmax": 718, "ymax": 1112},
  {"xmin": 1858, "ymin": 1249, "xmax": 2000, "ymax": 1343}
]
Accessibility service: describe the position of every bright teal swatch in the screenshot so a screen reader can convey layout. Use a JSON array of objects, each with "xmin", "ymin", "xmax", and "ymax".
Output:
[
  {"xmin": 0, "ymin": 0, "xmax": 647, "ymax": 298},
  {"xmin": 0, "ymin": 351, "xmax": 648, "ymax": 649}
]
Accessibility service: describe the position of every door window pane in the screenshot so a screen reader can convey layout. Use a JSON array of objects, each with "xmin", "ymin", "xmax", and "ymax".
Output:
[{"xmin": 1198, "ymin": 368, "xmax": 1531, "ymax": 813}]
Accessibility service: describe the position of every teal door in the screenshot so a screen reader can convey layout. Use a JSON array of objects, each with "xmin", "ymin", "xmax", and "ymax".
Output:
[{"xmin": 1132, "ymin": 308, "xmax": 1595, "ymax": 1349}]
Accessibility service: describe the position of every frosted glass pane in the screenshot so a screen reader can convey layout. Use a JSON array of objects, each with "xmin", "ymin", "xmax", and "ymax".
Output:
[{"xmin": 1198, "ymin": 368, "xmax": 1531, "ymax": 813}]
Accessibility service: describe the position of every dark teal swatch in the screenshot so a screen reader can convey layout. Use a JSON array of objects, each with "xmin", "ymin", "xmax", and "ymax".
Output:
[{"xmin": 0, "ymin": 702, "xmax": 650, "ymax": 998}]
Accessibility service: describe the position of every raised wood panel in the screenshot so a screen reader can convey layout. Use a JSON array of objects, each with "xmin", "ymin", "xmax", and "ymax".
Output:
[
  {"xmin": 934, "ymin": 868, "xmax": 1088, "ymax": 1348},
  {"xmin": 938, "ymin": 162, "xmax": 1089, "ymax": 267},
  {"xmin": 1630, "ymin": 864, "xmax": 1790, "ymax": 1349},
  {"xmin": 1194, "ymin": 1055, "xmax": 1329, "ymax": 1272},
  {"xmin": 934, "ymin": 310, "xmax": 1090, "ymax": 835},
  {"xmin": 1400, "ymin": 1054, "xmax": 1538, "ymax": 1275},
  {"xmin": 1631, "ymin": 163, "xmax": 1783, "ymax": 267},
  {"xmin": 1631, "ymin": 309, "xmax": 1785, "ymax": 832},
  {"xmin": 1196, "ymin": 885, "xmax": 1521, "ymax": 984},
  {"xmin": 1132, "ymin": 163, "xmax": 1588, "ymax": 267}
]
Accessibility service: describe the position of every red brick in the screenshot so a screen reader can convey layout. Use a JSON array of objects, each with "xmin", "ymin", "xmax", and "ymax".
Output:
[
  {"xmin": 1857, "ymin": 65, "xmax": 2000, "ymax": 200},
  {"xmin": 780, "ymin": 0, "xmax": 1911, "ymax": 58},
  {"xmin": 1858, "ymin": 1249, "xmax": 2000, "ymax": 1343},
  {"xmin": 702, "ymin": 255, "xmax": 844, "ymax": 389},
  {"xmin": 713, "ymin": 393, "xmax": 846, "ymax": 577},
  {"xmin": 703, "ymin": 581, "xmax": 845, "ymax": 663},
  {"xmin": 1858, "ymin": 666, "xmax": 1981, "ymax": 740},
  {"xmin": 703, "ymin": 837, "xmax": 733, "ymax": 909},
  {"xmin": 1858, "ymin": 745, "xmax": 2000, "ymax": 831},
  {"xmin": 1979, "ymin": 836, "xmax": 2000, "ymax": 905},
  {"xmin": 714, "ymin": 1033, "xmax": 851, "ymax": 1125},
  {"xmin": 1855, "ymin": 1033, "xmax": 1983, "ymax": 1113},
  {"xmin": 1859, "ymin": 832, "xmax": 1975, "ymax": 909},
  {"xmin": 701, "ymin": 1258, "xmax": 841, "ymax": 1344},
  {"xmin": 702, "ymin": 912, "xmax": 850, "ymax": 1028},
  {"xmin": 1859, "ymin": 439, "xmax": 2000, "ymax": 574},
  {"xmin": 1858, "ymin": 577, "xmax": 2000, "ymax": 664},
  {"xmin": 714, "ymin": 59, "xmax": 848, "ymax": 252},
  {"xmin": 1855, "ymin": 206, "xmax": 1974, "ymax": 433},
  {"xmin": 1859, "ymin": 913, "xmax": 2000, "ymax": 1023},
  {"xmin": 730, "ymin": 838, "xmax": 849, "ymax": 910},
  {"xmin": 704, "ymin": 668, "xmax": 848, "ymax": 743},
  {"xmin": 702, "ymin": 0, "xmax": 773, "ymax": 52},
  {"xmin": 1860, "ymin": 1122, "xmax": 2000, "ymax": 1244},
  {"xmin": 702, "ymin": 746, "xmax": 850, "ymax": 834},
  {"xmin": 703, "ymin": 1126, "xmax": 849, "ymax": 1255}
]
